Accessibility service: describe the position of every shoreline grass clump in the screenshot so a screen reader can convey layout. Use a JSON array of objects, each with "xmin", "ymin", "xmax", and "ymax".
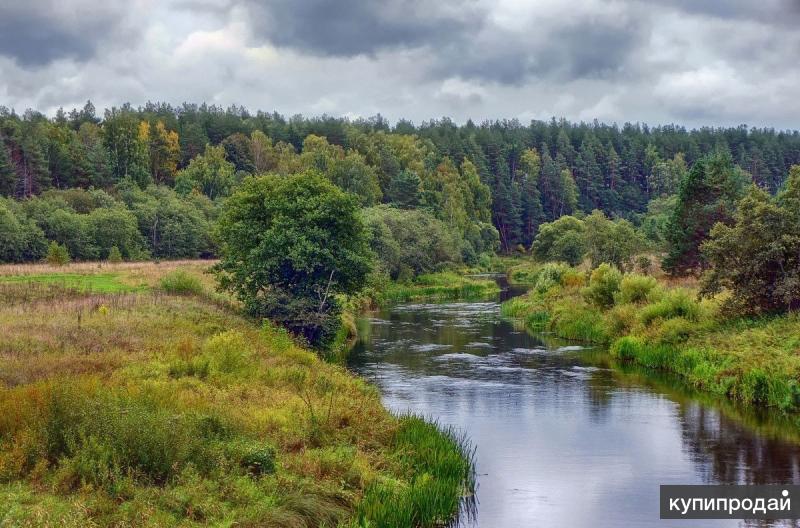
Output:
[
  {"xmin": 0, "ymin": 261, "xmax": 474, "ymax": 527},
  {"xmin": 353, "ymin": 414, "xmax": 476, "ymax": 528},
  {"xmin": 502, "ymin": 261, "xmax": 800, "ymax": 412}
]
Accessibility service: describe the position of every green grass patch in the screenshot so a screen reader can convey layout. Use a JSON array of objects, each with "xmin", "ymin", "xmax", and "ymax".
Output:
[
  {"xmin": 380, "ymin": 272, "xmax": 500, "ymax": 304},
  {"xmin": 160, "ymin": 270, "xmax": 204, "ymax": 295},
  {"xmin": 0, "ymin": 272, "xmax": 142, "ymax": 294},
  {"xmin": 355, "ymin": 414, "xmax": 475, "ymax": 527}
]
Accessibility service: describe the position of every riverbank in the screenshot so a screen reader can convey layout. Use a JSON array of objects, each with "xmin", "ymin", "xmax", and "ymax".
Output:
[
  {"xmin": 501, "ymin": 261, "xmax": 800, "ymax": 412},
  {"xmin": 0, "ymin": 261, "xmax": 474, "ymax": 527}
]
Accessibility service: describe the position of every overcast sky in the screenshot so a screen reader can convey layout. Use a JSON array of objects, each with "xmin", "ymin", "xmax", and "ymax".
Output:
[{"xmin": 1, "ymin": 0, "xmax": 799, "ymax": 128}]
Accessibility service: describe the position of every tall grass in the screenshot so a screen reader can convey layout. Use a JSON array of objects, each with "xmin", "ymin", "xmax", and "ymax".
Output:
[
  {"xmin": 355, "ymin": 414, "xmax": 476, "ymax": 527},
  {"xmin": 0, "ymin": 262, "xmax": 473, "ymax": 526}
]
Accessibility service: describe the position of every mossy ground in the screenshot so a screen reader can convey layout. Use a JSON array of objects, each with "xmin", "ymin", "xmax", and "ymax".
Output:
[{"xmin": 0, "ymin": 261, "xmax": 473, "ymax": 527}]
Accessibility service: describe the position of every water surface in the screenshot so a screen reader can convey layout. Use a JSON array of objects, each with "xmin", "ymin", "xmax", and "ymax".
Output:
[{"xmin": 347, "ymin": 280, "xmax": 800, "ymax": 527}]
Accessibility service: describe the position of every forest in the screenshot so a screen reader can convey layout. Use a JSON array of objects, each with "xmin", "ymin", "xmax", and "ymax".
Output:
[{"xmin": 2, "ymin": 100, "xmax": 800, "ymax": 262}]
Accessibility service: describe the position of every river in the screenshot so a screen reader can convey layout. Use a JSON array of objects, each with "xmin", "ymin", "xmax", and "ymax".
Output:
[{"xmin": 347, "ymin": 277, "xmax": 800, "ymax": 527}]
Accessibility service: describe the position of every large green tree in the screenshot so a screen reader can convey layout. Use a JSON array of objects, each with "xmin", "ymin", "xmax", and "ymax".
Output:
[
  {"xmin": 215, "ymin": 171, "xmax": 372, "ymax": 348},
  {"xmin": 701, "ymin": 165, "xmax": 800, "ymax": 314},
  {"xmin": 662, "ymin": 151, "xmax": 748, "ymax": 275}
]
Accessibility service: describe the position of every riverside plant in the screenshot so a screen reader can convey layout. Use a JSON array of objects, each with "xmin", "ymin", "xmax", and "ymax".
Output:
[{"xmin": 502, "ymin": 262, "xmax": 800, "ymax": 412}]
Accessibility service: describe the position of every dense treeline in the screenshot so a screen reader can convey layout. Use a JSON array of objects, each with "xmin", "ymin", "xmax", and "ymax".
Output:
[{"xmin": 2, "ymin": 101, "xmax": 799, "ymax": 258}]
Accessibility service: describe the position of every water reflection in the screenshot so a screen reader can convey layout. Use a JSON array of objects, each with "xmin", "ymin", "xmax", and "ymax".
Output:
[{"xmin": 348, "ymin": 291, "xmax": 800, "ymax": 527}]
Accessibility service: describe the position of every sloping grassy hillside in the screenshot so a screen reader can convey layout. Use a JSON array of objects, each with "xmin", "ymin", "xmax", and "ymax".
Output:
[
  {"xmin": 502, "ymin": 261, "xmax": 800, "ymax": 412},
  {"xmin": 0, "ymin": 262, "xmax": 473, "ymax": 527}
]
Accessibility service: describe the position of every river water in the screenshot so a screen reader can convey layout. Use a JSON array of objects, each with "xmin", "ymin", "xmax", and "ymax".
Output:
[{"xmin": 347, "ymin": 278, "xmax": 800, "ymax": 527}]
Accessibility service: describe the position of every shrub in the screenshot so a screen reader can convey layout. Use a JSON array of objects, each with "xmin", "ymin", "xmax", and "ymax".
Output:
[
  {"xmin": 202, "ymin": 331, "xmax": 252, "ymax": 374},
  {"xmin": 582, "ymin": 263, "xmax": 622, "ymax": 308},
  {"xmin": 610, "ymin": 336, "xmax": 646, "ymax": 361},
  {"xmin": 232, "ymin": 441, "xmax": 276, "ymax": 476},
  {"xmin": 107, "ymin": 245, "xmax": 123, "ymax": 263},
  {"xmin": 531, "ymin": 215, "xmax": 586, "ymax": 266},
  {"xmin": 160, "ymin": 270, "xmax": 203, "ymax": 295},
  {"xmin": 532, "ymin": 262, "xmax": 572, "ymax": 294},
  {"xmin": 653, "ymin": 316, "xmax": 697, "ymax": 344},
  {"xmin": 640, "ymin": 288, "xmax": 701, "ymax": 325},
  {"xmin": 46, "ymin": 241, "xmax": 71, "ymax": 266},
  {"xmin": 607, "ymin": 303, "xmax": 638, "ymax": 335},
  {"xmin": 549, "ymin": 301, "xmax": 608, "ymax": 342},
  {"xmin": 615, "ymin": 274, "xmax": 658, "ymax": 304}
]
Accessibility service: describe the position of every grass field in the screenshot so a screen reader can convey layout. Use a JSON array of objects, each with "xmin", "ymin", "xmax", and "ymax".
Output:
[
  {"xmin": 0, "ymin": 261, "xmax": 474, "ymax": 527},
  {"xmin": 502, "ymin": 261, "xmax": 800, "ymax": 412}
]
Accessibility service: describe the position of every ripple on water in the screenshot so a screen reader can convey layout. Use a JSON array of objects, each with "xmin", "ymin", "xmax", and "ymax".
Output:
[
  {"xmin": 409, "ymin": 343, "xmax": 452, "ymax": 352},
  {"xmin": 432, "ymin": 352, "xmax": 485, "ymax": 362}
]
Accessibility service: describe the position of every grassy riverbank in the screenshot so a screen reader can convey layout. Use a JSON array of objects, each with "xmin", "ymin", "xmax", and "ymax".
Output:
[
  {"xmin": 377, "ymin": 272, "xmax": 501, "ymax": 304},
  {"xmin": 502, "ymin": 261, "xmax": 800, "ymax": 412},
  {"xmin": 0, "ymin": 261, "xmax": 474, "ymax": 527}
]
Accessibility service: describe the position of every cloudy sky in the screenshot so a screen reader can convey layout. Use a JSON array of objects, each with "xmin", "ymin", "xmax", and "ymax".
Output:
[{"xmin": 1, "ymin": 0, "xmax": 799, "ymax": 128}]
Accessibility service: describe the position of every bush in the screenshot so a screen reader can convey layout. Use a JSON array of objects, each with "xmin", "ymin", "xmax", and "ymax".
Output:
[
  {"xmin": 550, "ymin": 301, "xmax": 609, "ymax": 342},
  {"xmin": 362, "ymin": 205, "xmax": 462, "ymax": 280},
  {"xmin": 160, "ymin": 270, "xmax": 203, "ymax": 295},
  {"xmin": 610, "ymin": 336, "xmax": 646, "ymax": 361},
  {"xmin": 640, "ymin": 288, "xmax": 701, "ymax": 325},
  {"xmin": 531, "ymin": 215, "xmax": 586, "ymax": 266},
  {"xmin": 107, "ymin": 246, "xmax": 123, "ymax": 263},
  {"xmin": 583, "ymin": 263, "xmax": 622, "ymax": 308},
  {"xmin": 654, "ymin": 316, "xmax": 697, "ymax": 344},
  {"xmin": 46, "ymin": 241, "xmax": 71, "ymax": 266},
  {"xmin": 532, "ymin": 262, "xmax": 572, "ymax": 294},
  {"xmin": 202, "ymin": 331, "xmax": 251, "ymax": 374},
  {"xmin": 615, "ymin": 274, "xmax": 658, "ymax": 304}
]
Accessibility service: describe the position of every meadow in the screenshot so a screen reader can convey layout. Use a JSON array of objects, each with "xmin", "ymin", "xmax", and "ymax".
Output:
[
  {"xmin": 0, "ymin": 261, "xmax": 474, "ymax": 527},
  {"xmin": 502, "ymin": 261, "xmax": 800, "ymax": 412}
]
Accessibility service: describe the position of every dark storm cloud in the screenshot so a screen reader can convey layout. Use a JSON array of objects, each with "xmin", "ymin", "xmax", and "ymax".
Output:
[
  {"xmin": 242, "ymin": 0, "xmax": 486, "ymax": 57},
  {"xmin": 0, "ymin": 2, "xmax": 128, "ymax": 67}
]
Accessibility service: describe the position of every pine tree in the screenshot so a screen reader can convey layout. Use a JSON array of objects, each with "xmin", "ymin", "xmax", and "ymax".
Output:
[{"xmin": 662, "ymin": 151, "xmax": 749, "ymax": 274}]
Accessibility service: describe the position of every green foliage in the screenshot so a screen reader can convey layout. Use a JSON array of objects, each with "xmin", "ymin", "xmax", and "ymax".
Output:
[
  {"xmin": 174, "ymin": 144, "xmax": 236, "ymax": 200},
  {"xmin": 583, "ymin": 263, "xmax": 622, "ymax": 308},
  {"xmin": 381, "ymin": 272, "xmax": 500, "ymax": 303},
  {"xmin": 107, "ymin": 246, "xmax": 123, "ymax": 263},
  {"xmin": 615, "ymin": 274, "xmax": 658, "ymax": 304},
  {"xmin": 86, "ymin": 207, "xmax": 147, "ymax": 260},
  {"xmin": 531, "ymin": 215, "xmax": 586, "ymax": 265},
  {"xmin": 355, "ymin": 415, "xmax": 474, "ymax": 528},
  {"xmin": 639, "ymin": 289, "xmax": 701, "ymax": 325},
  {"xmin": 701, "ymin": 166, "xmax": 800, "ymax": 315},
  {"xmin": 160, "ymin": 270, "xmax": 203, "ymax": 295},
  {"xmin": 662, "ymin": 151, "xmax": 748, "ymax": 275},
  {"xmin": 215, "ymin": 171, "xmax": 371, "ymax": 348},
  {"xmin": 119, "ymin": 182, "xmax": 214, "ymax": 258},
  {"xmin": 386, "ymin": 169, "xmax": 421, "ymax": 208},
  {"xmin": 0, "ymin": 198, "xmax": 47, "ymax": 263},
  {"xmin": 362, "ymin": 205, "xmax": 462, "ymax": 280},
  {"xmin": 583, "ymin": 209, "xmax": 643, "ymax": 270},
  {"xmin": 638, "ymin": 195, "xmax": 677, "ymax": 249},
  {"xmin": 46, "ymin": 241, "xmax": 71, "ymax": 266}
]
